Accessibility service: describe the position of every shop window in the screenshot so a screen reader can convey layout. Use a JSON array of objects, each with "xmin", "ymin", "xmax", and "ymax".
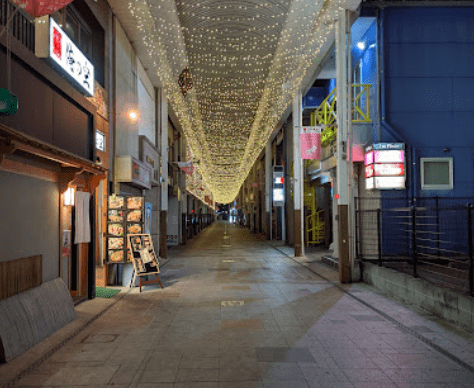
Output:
[
  {"xmin": 53, "ymin": 5, "xmax": 92, "ymax": 58},
  {"xmin": 420, "ymin": 157, "xmax": 453, "ymax": 190}
]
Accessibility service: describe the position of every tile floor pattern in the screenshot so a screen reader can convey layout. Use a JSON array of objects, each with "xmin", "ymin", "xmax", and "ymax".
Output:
[{"xmin": 12, "ymin": 221, "xmax": 474, "ymax": 388}]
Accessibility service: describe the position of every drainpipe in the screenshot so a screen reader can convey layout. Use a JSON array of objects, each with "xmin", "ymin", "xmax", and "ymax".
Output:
[
  {"xmin": 111, "ymin": 15, "xmax": 118, "ymax": 194},
  {"xmin": 376, "ymin": 8, "xmax": 382, "ymax": 143},
  {"xmin": 347, "ymin": 11, "xmax": 356, "ymax": 281},
  {"xmin": 378, "ymin": 8, "xmax": 415, "ymax": 202}
]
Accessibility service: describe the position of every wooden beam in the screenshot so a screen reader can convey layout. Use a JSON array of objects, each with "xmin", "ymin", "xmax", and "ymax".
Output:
[
  {"xmin": 0, "ymin": 138, "xmax": 16, "ymax": 164},
  {"xmin": 0, "ymin": 157, "xmax": 58, "ymax": 182},
  {"xmin": 87, "ymin": 174, "xmax": 107, "ymax": 194},
  {"xmin": 59, "ymin": 167, "xmax": 83, "ymax": 194}
]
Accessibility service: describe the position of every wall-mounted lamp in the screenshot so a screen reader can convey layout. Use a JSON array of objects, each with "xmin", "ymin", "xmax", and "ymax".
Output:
[
  {"xmin": 64, "ymin": 187, "xmax": 75, "ymax": 206},
  {"xmin": 128, "ymin": 110, "xmax": 138, "ymax": 122}
]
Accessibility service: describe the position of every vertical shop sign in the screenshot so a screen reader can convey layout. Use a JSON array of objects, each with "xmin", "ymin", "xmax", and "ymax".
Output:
[
  {"xmin": 300, "ymin": 126, "xmax": 322, "ymax": 160},
  {"xmin": 35, "ymin": 16, "xmax": 95, "ymax": 96},
  {"xmin": 365, "ymin": 143, "xmax": 406, "ymax": 190}
]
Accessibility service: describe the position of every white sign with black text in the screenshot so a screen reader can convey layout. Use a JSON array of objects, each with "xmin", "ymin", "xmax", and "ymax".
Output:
[{"xmin": 35, "ymin": 17, "xmax": 95, "ymax": 96}]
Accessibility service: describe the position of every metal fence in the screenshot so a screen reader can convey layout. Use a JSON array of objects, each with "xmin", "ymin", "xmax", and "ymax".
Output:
[{"xmin": 355, "ymin": 197, "xmax": 474, "ymax": 296}]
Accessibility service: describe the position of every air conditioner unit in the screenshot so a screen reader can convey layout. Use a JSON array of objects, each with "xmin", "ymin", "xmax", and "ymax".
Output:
[
  {"xmin": 139, "ymin": 136, "xmax": 160, "ymax": 186},
  {"xmin": 115, "ymin": 156, "xmax": 151, "ymax": 190}
]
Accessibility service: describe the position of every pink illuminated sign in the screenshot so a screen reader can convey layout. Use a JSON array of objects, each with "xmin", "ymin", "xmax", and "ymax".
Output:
[
  {"xmin": 364, "ymin": 143, "xmax": 406, "ymax": 190},
  {"xmin": 365, "ymin": 150, "xmax": 373, "ymax": 166},
  {"xmin": 374, "ymin": 150, "xmax": 405, "ymax": 163}
]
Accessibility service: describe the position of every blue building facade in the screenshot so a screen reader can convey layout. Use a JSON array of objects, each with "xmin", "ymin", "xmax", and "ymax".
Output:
[
  {"xmin": 380, "ymin": 6, "xmax": 474, "ymax": 200},
  {"xmin": 356, "ymin": 5, "xmax": 474, "ymax": 262}
]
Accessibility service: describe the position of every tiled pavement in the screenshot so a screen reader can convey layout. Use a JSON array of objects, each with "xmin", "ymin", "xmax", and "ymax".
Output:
[{"xmin": 3, "ymin": 221, "xmax": 474, "ymax": 388}]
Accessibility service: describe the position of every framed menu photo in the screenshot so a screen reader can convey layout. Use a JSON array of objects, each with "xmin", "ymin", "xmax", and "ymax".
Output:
[
  {"xmin": 127, "ymin": 234, "xmax": 163, "ymax": 291},
  {"xmin": 106, "ymin": 195, "xmax": 144, "ymax": 264}
]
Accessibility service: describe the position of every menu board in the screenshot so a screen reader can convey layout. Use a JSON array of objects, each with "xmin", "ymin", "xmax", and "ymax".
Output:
[
  {"xmin": 106, "ymin": 195, "xmax": 144, "ymax": 264},
  {"xmin": 128, "ymin": 234, "xmax": 159, "ymax": 275}
]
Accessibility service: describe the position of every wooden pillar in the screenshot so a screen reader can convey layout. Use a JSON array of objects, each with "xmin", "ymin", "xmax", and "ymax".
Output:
[
  {"xmin": 324, "ymin": 184, "xmax": 332, "ymax": 249},
  {"xmin": 338, "ymin": 204, "xmax": 351, "ymax": 283}
]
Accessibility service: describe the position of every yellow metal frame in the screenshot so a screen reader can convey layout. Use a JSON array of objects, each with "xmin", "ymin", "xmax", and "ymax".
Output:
[
  {"xmin": 310, "ymin": 89, "xmax": 337, "ymax": 127},
  {"xmin": 304, "ymin": 182, "xmax": 324, "ymax": 245},
  {"xmin": 352, "ymin": 84, "xmax": 371, "ymax": 123},
  {"xmin": 309, "ymin": 84, "xmax": 372, "ymax": 146}
]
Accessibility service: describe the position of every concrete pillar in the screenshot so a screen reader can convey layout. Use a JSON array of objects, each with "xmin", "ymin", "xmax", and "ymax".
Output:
[
  {"xmin": 292, "ymin": 89, "xmax": 304, "ymax": 257},
  {"xmin": 158, "ymin": 88, "xmax": 168, "ymax": 259},
  {"xmin": 180, "ymin": 136, "xmax": 187, "ymax": 245},
  {"xmin": 181, "ymin": 188, "xmax": 187, "ymax": 245},
  {"xmin": 336, "ymin": 10, "xmax": 351, "ymax": 283},
  {"xmin": 265, "ymin": 141, "xmax": 272, "ymax": 240}
]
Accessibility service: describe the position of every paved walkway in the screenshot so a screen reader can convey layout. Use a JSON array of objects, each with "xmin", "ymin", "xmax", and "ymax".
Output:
[{"xmin": 4, "ymin": 221, "xmax": 474, "ymax": 388}]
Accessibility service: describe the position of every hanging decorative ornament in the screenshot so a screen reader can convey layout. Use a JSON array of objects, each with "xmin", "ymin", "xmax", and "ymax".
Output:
[
  {"xmin": 10, "ymin": 0, "xmax": 74, "ymax": 18},
  {"xmin": 178, "ymin": 67, "xmax": 193, "ymax": 97}
]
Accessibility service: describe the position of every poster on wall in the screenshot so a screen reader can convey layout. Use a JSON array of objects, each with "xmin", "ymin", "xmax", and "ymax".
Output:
[
  {"xmin": 300, "ymin": 126, "xmax": 322, "ymax": 160},
  {"xmin": 145, "ymin": 202, "xmax": 152, "ymax": 234}
]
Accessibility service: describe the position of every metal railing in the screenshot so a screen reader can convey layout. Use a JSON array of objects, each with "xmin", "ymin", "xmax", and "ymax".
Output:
[
  {"xmin": 311, "ymin": 88, "xmax": 337, "ymax": 127},
  {"xmin": 0, "ymin": 0, "xmax": 35, "ymax": 52},
  {"xmin": 310, "ymin": 84, "xmax": 372, "ymax": 146},
  {"xmin": 352, "ymin": 84, "xmax": 371, "ymax": 123},
  {"xmin": 355, "ymin": 197, "xmax": 474, "ymax": 296},
  {"xmin": 305, "ymin": 210, "xmax": 324, "ymax": 245}
]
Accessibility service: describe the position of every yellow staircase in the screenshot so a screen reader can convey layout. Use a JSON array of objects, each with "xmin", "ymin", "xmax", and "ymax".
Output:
[
  {"xmin": 304, "ymin": 181, "xmax": 324, "ymax": 245},
  {"xmin": 310, "ymin": 84, "xmax": 372, "ymax": 145}
]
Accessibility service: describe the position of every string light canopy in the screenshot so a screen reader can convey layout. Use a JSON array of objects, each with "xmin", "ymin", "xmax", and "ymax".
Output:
[{"xmin": 126, "ymin": 0, "xmax": 348, "ymax": 203}]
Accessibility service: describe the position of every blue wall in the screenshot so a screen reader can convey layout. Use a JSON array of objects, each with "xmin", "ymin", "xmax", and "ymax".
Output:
[
  {"xmin": 352, "ymin": 20, "xmax": 378, "ymax": 125},
  {"xmin": 382, "ymin": 7, "xmax": 474, "ymax": 199},
  {"xmin": 303, "ymin": 87, "xmax": 326, "ymax": 109}
]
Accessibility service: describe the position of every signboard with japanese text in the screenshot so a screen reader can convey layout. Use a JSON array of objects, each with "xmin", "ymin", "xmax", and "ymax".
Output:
[
  {"xmin": 96, "ymin": 130, "xmax": 105, "ymax": 152},
  {"xmin": 365, "ymin": 143, "xmax": 406, "ymax": 190},
  {"xmin": 300, "ymin": 126, "xmax": 321, "ymax": 160},
  {"xmin": 35, "ymin": 16, "xmax": 95, "ymax": 96},
  {"xmin": 273, "ymin": 166, "xmax": 284, "ymax": 206}
]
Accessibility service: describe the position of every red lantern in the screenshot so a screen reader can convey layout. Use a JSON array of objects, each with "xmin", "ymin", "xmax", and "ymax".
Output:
[{"xmin": 10, "ymin": 0, "xmax": 74, "ymax": 18}]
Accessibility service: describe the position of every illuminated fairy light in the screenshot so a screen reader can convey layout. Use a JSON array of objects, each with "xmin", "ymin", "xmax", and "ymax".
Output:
[{"xmin": 126, "ymin": 0, "xmax": 346, "ymax": 203}]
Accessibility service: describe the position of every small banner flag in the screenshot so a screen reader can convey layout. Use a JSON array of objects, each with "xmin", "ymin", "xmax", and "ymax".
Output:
[
  {"xmin": 177, "ymin": 161, "xmax": 194, "ymax": 175},
  {"xmin": 300, "ymin": 126, "xmax": 322, "ymax": 160}
]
